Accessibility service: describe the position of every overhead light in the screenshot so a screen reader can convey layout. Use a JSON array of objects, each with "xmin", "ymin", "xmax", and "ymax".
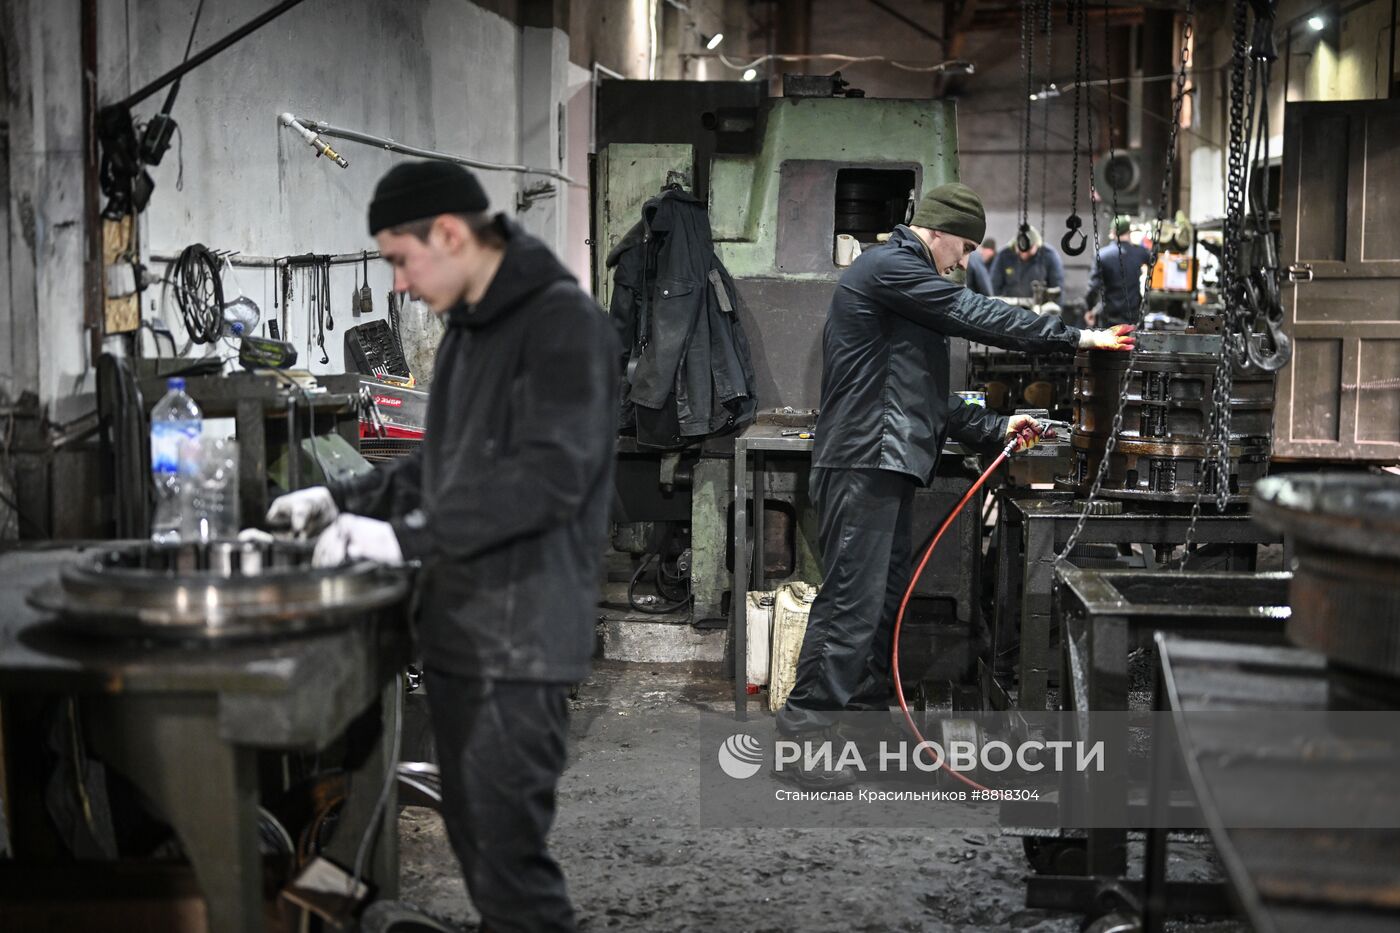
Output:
[
  {"xmin": 743, "ymin": 68, "xmax": 758, "ymax": 81},
  {"xmin": 1307, "ymin": 14, "xmax": 1325, "ymax": 30},
  {"xmin": 704, "ymin": 32, "xmax": 723, "ymax": 50},
  {"xmin": 1029, "ymin": 82, "xmax": 1060, "ymax": 102}
]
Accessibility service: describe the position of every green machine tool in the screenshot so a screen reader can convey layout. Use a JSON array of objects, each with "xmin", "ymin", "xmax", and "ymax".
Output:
[{"xmin": 595, "ymin": 81, "xmax": 971, "ymax": 640}]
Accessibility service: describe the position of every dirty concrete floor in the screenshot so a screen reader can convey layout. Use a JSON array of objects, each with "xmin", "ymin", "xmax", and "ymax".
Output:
[{"xmin": 398, "ymin": 663, "xmax": 1245, "ymax": 932}]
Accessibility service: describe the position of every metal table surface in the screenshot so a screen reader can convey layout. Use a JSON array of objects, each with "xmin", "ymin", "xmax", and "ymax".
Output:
[
  {"xmin": 0, "ymin": 545, "xmax": 409, "ymax": 933},
  {"xmin": 1143, "ymin": 635, "xmax": 1400, "ymax": 933}
]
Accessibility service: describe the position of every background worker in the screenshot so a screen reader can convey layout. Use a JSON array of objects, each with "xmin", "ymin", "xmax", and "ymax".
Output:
[
  {"xmin": 1085, "ymin": 215, "xmax": 1152, "ymax": 327},
  {"xmin": 992, "ymin": 225, "xmax": 1065, "ymax": 300},
  {"xmin": 776, "ymin": 183, "xmax": 1135, "ymax": 788}
]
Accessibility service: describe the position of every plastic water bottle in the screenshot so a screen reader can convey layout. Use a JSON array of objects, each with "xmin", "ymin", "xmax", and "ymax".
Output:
[
  {"xmin": 150, "ymin": 377, "xmax": 203, "ymax": 543},
  {"xmin": 181, "ymin": 437, "xmax": 239, "ymax": 542}
]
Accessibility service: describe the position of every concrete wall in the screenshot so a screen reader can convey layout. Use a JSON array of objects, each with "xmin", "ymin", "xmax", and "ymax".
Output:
[{"xmin": 3, "ymin": 0, "xmax": 578, "ymax": 406}]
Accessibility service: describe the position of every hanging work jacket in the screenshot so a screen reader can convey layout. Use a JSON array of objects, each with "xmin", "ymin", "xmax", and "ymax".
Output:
[{"xmin": 607, "ymin": 188, "xmax": 758, "ymax": 448}]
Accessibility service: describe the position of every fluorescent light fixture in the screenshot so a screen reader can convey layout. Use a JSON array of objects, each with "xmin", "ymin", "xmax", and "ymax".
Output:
[
  {"xmin": 742, "ymin": 68, "xmax": 758, "ymax": 81},
  {"xmin": 705, "ymin": 32, "xmax": 723, "ymax": 50},
  {"xmin": 1307, "ymin": 14, "xmax": 1325, "ymax": 30}
]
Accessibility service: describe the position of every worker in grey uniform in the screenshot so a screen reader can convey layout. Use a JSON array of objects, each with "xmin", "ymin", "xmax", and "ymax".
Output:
[
  {"xmin": 1085, "ymin": 215, "xmax": 1152, "ymax": 328},
  {"xmin": 992, "ymin": 225, "xmax": 1065, "ymax": 299},
  {"xmin": 776, "ymin": 183, "xmax": 1135, "ymax": 787}
]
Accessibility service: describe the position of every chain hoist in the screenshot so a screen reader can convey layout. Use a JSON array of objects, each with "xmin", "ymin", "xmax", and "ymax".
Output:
[
  {"xmin": 1058, "ymin": 0, "xmax": 1195, "ymax": 562},
  {"xmin": 1039, "ymin": 0, "xmax": 1053, "ymax": 240},
  {"xmin": 1017, "ymin": 0, "xmax": 1036, "ymax": 253},
  {"xmin": 1061, "ymin": 0, "xmax": 1089, "ymax": 257}
]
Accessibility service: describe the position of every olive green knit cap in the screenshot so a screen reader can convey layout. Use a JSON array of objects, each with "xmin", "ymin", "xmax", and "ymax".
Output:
[{"xmin": 910, "ymin": 182, "xmax": 986, "ymax": 243}]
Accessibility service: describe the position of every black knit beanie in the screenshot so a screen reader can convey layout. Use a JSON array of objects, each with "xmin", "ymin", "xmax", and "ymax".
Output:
[
  {"xmin": 368, "ymin": 161, "xmax": 490, "ymax": 235},
  {"xmin": 909, "ymin": 182, "xmax": 986, "ymax": 243}
]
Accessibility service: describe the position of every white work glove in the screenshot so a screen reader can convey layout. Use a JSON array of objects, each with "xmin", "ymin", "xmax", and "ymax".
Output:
[
  {"xmin": 312, "ymin": 514, "xmax": 404, "ymax": 568},
  {"xmin": 1078, "ymin": 324, "xmax": 1137, "ymax": 352},
  {"xmin": 237, "ymin": 528, "xmax": 275, "ymax": 545},
  {"xmin": 1005, "ymin": 414, "xmax": 1047, "ymax": 453},
  {"xmin": 265, "ymin": 486, "xmax": 339, "ymax": 536}
]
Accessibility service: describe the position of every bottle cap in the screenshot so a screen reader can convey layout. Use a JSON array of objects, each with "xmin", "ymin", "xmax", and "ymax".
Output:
[{"xmin": 167, "ymin": 377, "xmax": 186, "ymax": 390}]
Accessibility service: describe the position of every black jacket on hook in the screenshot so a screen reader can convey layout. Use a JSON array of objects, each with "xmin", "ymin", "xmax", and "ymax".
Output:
[{"xmin": 607, "ymin": 188, "xmax": 758, "ymax": 448}]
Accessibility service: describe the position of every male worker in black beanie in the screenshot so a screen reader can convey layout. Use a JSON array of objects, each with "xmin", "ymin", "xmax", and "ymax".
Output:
[
  {"xmin": 267, "ymin": 160, "xmax": 619, "ymax": 931},
  {"xmin": 775, "ymin": 182, "xmax": 1134, "ymax": 787}
]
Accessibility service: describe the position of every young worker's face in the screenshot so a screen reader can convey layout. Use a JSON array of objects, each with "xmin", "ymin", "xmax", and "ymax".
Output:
[
  {"xmin": 929, "ymin": 230, "xmax": 979, "ymax": 278},
  {"xmin": 375, "ymin": 216, "xmax": 480, "ymax": 314}
]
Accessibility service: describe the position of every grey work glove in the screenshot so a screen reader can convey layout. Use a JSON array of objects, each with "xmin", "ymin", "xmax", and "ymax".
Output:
[{"xmin": 265, "ymin": 486, "xmax": 339, "ymax": 536}]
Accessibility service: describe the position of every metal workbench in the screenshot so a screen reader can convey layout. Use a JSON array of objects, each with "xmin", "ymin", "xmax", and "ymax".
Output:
[
  {"xmin": 991, "ymin": 492, "xmax": 1283, "ymax": 712},
  {"xmin": 0, "ymin": 546, "xmax": 409, "ymax": 933},
  {"xmin": 1143, "ymin": 635, "xmax": 1400, "ymax": 933},
  {"xmin": 1014, "ymin": 568, "xmax": 1293, "ymax": 916}
]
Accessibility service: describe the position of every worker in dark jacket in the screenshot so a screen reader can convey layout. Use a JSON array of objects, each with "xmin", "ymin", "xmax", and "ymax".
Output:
[
  {"xmin": 993, "ymin": 225, "xmax": 1065, "ymax": 299},
  {"xmin": 267, "ymin": 162, "xmax": 618, "ymax": 932},
  {"xmin": 1085, "ymin": 215, "xmax": 1152, "ymax": 327},
  {"xmin": 776, "ymin": 183, "xmax": 1135, "ymax": 787}
]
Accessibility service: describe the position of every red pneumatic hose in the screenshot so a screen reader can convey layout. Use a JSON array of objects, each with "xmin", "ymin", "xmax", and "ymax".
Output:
[{"xmin": 890, "ymin": 423, "xmax": 1049, "ymax": 792}]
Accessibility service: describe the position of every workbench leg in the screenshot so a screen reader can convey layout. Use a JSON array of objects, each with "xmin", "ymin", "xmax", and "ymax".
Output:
[
  {"xmin": 732, "ymin": 440, "xmax": 749, "ymax": 721},
  {"xmin": 988, "ymin": 497, "xmax": 1022, "ymax": 709},
  {"xmin": 324, "ymin": 679, "xmax": 399, "ymax": 900},
  {"xmin": 1018, "ymin": 519, "xmax": 1055, "ymax": 711},
  {"xmin": 1086, "ymin": 615, "xmax": 1130, "ymax": 878},
  {"xmin": 87, "ymin": 696, "xmax": 262, "ymax": 933},
  {"xmin": 236, "ymin": 399, "xmax": 267, "ymax": 529}
]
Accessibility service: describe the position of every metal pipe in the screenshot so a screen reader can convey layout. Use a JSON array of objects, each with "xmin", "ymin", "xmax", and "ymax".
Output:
[
  {"xmin": 279, "ymin": 113, "xmax": 349, "ymax": 168},
  {"xmin": 120, "ymin": 0, "xmax": 311, "ymax": 109},
  {"xmin": 287, "ymin": 114, "xmax": 575, "ymax": 185}
]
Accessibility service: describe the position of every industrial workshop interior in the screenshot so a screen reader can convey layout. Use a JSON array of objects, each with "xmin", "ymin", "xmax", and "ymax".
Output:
[{"xmin": 4, "ymin": 0, "xmax": 1400, "ymax": 930}]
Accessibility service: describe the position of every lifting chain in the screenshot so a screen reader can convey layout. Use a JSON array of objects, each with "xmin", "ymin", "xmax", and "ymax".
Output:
[
  {"xmin": 1058, "ymin": 0, "xmax": 1196, "ymax": 563},
  {"xmin": 1178, "ymin": 0, "xmax": 1256, "ymax": 566},
  {"xmin": 1017, "ymin": 0, "xmax": 1036, "ymax": 253},
  {"xmin": 1061, "ymin": 0, "xmax": 1088, "ymax": 257},
  {"xmin": 1039, "ymin": 0, "xmax": 1053, "ymax": 240}
]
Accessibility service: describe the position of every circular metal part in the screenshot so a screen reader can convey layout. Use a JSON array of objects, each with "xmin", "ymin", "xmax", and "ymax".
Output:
[
  {"xmin": 1074, "ymin": 499, "xmax": 1124, "ymax": 516},
  {"xmin": 1253, "ymin": 473, "xmax": 1400, "ymax": 679},
  {"xmin": 27, "ymin": 539, "xmax": 410, "ymax": 641},
  {"xmin": 1060, "ymin": 332, "xmax": 1274, "ymax": 504}
]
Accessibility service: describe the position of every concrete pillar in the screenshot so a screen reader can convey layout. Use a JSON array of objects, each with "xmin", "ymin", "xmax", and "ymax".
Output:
[{"xmin": 518, "ymin": 6, "xmax": 571, "ymax": 252}]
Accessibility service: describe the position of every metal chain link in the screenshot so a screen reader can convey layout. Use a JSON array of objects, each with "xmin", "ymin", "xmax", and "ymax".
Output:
[
  {"xmin": 1019, "ymin": 0, "xmax": 1035, "ymax": 245},
  {"xmin": 1039, "ymin": 0, "xmax": 1052, "ymax": 238},
  {"xmin": 1178, "ymin": 0, "xmax": 1250, "ymax": 566},
  {"xmin": 1058, "ymin": 0, "xmax": 1195, "ymax": 562}
]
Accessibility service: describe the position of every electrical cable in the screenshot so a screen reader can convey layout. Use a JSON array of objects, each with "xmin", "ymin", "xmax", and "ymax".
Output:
[
  {"xmin": 627, "ymin": 553, "xmax": 690, "ymax": 614},
  {"xmin": 889, "ymin": 427, "xmax": 1047, "ymax": 792},
  {"xmin": 171, "ymin": 243, "xmax": 225, "ymax": 344}
]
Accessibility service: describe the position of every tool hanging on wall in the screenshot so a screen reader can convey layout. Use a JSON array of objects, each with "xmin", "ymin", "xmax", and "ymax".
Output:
[
  {"xmin": 387, "ymin": 290, "xmax": 404, "ymax": 350},
  {"xmin": 357, "ymin": 251, "xmax": 374, "ymax": 317}
]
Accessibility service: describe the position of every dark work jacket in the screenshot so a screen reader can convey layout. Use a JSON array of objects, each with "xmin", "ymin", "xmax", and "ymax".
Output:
[
  {"xmin": 814, "ymin": 225, "xmax": 1082, "ymax": 484},
  {"xmin": 607, "ymin": 189, "xmax": 757, "ymax": 448},
  {"xmin": 993, "ymin": 244, "xmax": 1066, "ymax": 298},
  {"xmin": 1086, "ymin": 239, "xmax": 1151, "ymax": 327},
  {"xmin": 330, "ymin": 219, "xmax": 620, "ymax": 683}
]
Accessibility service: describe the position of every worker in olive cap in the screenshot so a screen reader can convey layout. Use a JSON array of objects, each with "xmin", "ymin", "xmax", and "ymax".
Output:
[
  {"xmin": 267, "ymin": 161, "xmax": 618, "ymax": 932},
  {"xmin": 992, "ymin": 225, "xmax": 1065, "ymax": 299},
  {"xmin": 1085, "ymin": 215, "xmax": 1152, "ymax": 328},
  {"xmin": 776, "ymin": 182, "xmax": 1134, "ymax": 788}
]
